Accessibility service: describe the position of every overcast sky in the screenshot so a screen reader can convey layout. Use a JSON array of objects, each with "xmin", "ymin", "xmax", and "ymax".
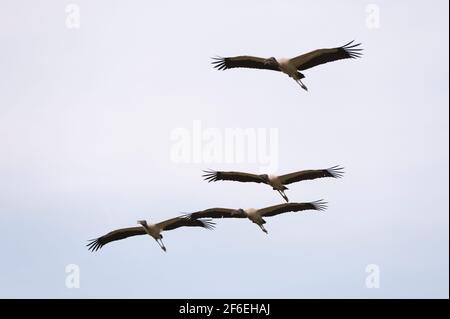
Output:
[{"xmin": 0, "ymin": 0, "xmax": 448, "ymax": 298}]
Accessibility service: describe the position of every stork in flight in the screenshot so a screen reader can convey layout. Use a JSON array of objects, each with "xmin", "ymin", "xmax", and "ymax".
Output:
[
  {"xmin": 212, "ymin": 41, "xmax": 362, "ymax": 91},
  {"xmin": 87, "ymin": 216, "xmax": 215, "ymax": 252},
  {"xmin": 188, "ymin": 201, "xmax": 327, "ymax": 234},
  {"xmin": 203, "ymin": 165, "xmax": 344, "ymax": 202}
]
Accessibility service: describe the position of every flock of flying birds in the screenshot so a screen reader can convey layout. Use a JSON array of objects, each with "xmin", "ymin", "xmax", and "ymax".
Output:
[{"xmin": 87, "ymin": 41, "xmax": 363, "ymax": 253}]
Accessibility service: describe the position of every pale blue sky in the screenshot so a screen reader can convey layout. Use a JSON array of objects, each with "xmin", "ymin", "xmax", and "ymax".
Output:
[{"xmin": 0, "ymin": 0, "xmax": 448, "ymax": 298}]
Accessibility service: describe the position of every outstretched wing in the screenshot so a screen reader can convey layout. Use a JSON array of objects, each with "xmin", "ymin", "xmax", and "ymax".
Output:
[
  {"xmin": 212, "ymin": 56, "xmax": 279, "ymax": 71},
  {"xmin": 188, "ymin": 208, "xmax": 247, "ymax": 219},
  {"xmin": 156, "ymin": 216, "xmax": 216, "ymax": 231},
  {"xmin": 290, "ymin": 41, "xmax": 362, "ymax": 71},
  {"xmin": 258, "ymin": 200, "xmax": 328, "ymax": 217},
  {"xmin": 87, "ymin": 227, "xmax": 146, "ymax": 252},
  {"xmin": 278, "ymin": 166, "xmax": 344, "ymax": 185},
  {"xmin": 203, "ymin": 170, "xmax": 265, "ymax": 184}
]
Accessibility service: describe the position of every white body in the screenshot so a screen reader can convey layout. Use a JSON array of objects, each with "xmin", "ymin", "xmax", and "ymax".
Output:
[
  {"xmin": 277, "ymin": 58, "xmax": 298, "ymax": 78},
  {"xmin": 276, "ymin": 58, "xmax": 307, "ymax": 90},
  {"xmin": 142, "ymin": 223, "xmax": 161, "ymax": 239},
  {"xmin": 139, "ymin": 221, "xmax": 167, "ymax": 251},
  {"xmin": 244, "ymin": 208, "xmax": 265, "ymax": 226},
  {"xmin": 267, "ymin": 174, "xmax": 285, "ymax": 190}
]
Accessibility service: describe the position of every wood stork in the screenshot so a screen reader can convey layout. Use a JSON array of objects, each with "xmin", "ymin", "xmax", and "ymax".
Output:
[
  {"xmin": 87, "ymin": 216, "xmax": 215, "ymax": 252},
  {"xmin": 203, "ymin": 165, "xmax": 343, "ymax": 202},
  {"xmin": 212, "ymin": 41, "xmax": 362, "ymax": 90},
  {"xmin": 188, "ymin": 201, "xmax": 327, "ymax": 234}
]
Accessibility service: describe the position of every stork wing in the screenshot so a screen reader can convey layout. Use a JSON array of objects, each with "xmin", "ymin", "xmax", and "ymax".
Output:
[
  {"xmin": 212, "ymin": 56, "xmax": 279, "ymax": 71},
  {"xmin": 290, "ymin": 41, "xmax": 362, "ymax": 71},
  {"xmin": 156, "ymin": 216, "xmax": 216, "ymax": 231},
  {"xmin": 87, "ymin": 227, "xmax": 146, "ymax": 252},
  {"xmin": 189, "ymin": 208, "xmax": 247, "ymax": 219},
  {"xmin": 203, "ymin": 170, "xmax": 265, "ymax": 184},
  {"xmin": 278, "ymin": 166, "xmax": 344, "ymax": 185},
  {"xmin": 258, "ymin": 200, "xmax": 327, "ymax": 217}
]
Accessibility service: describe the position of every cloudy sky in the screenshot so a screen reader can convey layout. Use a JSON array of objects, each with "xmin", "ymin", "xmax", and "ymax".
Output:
[{"xmin": 0, "ymin": 0, "xmax": 448, "ymax": 298}]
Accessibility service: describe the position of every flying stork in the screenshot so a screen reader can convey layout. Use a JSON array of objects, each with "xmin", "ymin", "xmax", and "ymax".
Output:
[
  {"xmin": 87, "ymin": 216, "xmax": 215, "ymax": 252},
  {"xmin": 212, "ymin": 41, "xmax": 362, "ymax": 90},
  {"xmin": 188, "ymin": 201, "xmax": 327, "ymax": 234},
  {"xmin": 203, "ymin": 165, "xmax": 344, "ymax": 202}
]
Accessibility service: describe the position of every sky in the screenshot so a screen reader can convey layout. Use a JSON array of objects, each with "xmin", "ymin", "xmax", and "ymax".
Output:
[{"xmin": 0, "ymin": 0, "xmax": 448, "ymax": 298}]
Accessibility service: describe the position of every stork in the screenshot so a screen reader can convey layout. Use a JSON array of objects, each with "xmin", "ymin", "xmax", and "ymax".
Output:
[
  {"xmin": 212, "ymin": 41, "xmax": 362, "ymax": 90},
  {"xmin": 87, "ymin": 216, "xmax": 215, "ymax": 252},
  {"xmin": 188, "ymin": 201, "xmax": 327, "ymax": 234},
  {"xmin": 203, "ymin": 166, "xmax": 344, "ymax": 202}
]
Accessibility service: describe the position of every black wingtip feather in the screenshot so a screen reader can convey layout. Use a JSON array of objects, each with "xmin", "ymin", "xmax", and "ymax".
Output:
[
  {"xmin": 342, "ymin": 40, "xmax": 355, "ymax": 47},
  {"xmin": 202, "ymin": 169, "xmax": 219, "ymax": 182},
  {"xmin": 327, "ymin": 165, "xmax": 345, "ymax": 178},
  {"xmin": 341, "ymin": 41, "xmax": 363, "ymax": 59},
  {"xmin": 211, "ymin": 57, "xmax": 228, "ymax": 70},
  {"xmin": 179, "ymin": 215, "xmax": 216, "ymax": 230},
  {"xmin": 86, "ymin": 238, "xmax": 103, "ymax": 252},
  {"xmin": 200, "ymin": 219, "xmax": 216, "ymax": 230},
  {"xmin": 312, "ymin": 200, "xmax": 328, "ymax": 212}
]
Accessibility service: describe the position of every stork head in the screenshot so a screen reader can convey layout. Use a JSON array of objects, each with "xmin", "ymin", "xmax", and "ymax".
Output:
[{"xmin": 137, "ymin": 220, "xmax": 148, "ymax": 227}]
